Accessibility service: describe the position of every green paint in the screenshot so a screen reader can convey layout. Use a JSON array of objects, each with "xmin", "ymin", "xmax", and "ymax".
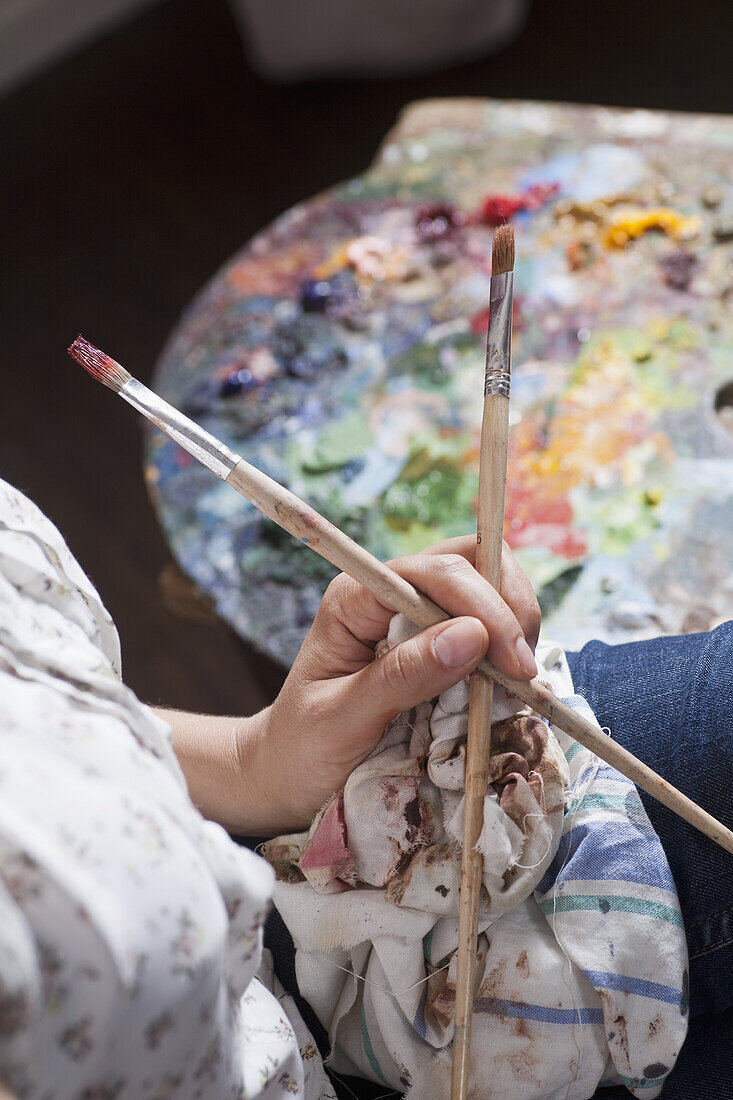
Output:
[
  {"xmin": 382, "ymin": 440, "xmax": 478, "ymax": 533},
  {"xmin": 300, "ymin": 412, "xmax": 373, "ymax": 474}
]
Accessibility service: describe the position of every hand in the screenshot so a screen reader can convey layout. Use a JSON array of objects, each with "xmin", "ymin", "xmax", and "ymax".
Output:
[{"xmin": 247, "ymin": 536, "xmax": 541, "ymax": 833}]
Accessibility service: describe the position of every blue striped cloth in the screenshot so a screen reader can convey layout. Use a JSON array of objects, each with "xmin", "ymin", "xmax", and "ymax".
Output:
[{"xmin": 533, "ymin": 659, "xmax": 688, "ymax": 1097}]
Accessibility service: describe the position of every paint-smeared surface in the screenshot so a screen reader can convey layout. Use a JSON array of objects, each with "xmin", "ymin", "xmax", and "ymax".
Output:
[{"xmin": 147, "ymin": 99, "xmax": 733, "ymax": 664}]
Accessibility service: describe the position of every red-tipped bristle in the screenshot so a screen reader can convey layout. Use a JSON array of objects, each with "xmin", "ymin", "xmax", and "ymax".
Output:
[{"xmin": 68, "ymin": 335, "xmax": 131, "ymax": 392}]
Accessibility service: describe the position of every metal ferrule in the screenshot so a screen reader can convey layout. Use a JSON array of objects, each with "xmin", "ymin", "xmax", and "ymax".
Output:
[
  {"xmin": 121, "ymin": 378, "xmax": 240, "ymax": 480},
  {"xmin": 484, "ymin": 270, "xmax": 513, "ymax": 397}
]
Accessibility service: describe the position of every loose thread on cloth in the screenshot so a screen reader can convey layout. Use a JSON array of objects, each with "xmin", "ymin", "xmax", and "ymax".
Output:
[
  {"xmin": 512, "ymin": 771, "xmax": 555, "ymax": 871},
  {"xmin": 327, "ymin": 1067, "xmax": 396, "ymax": 1100},
  {"xmin": 326, "ymin": 957, "xmax": 452, "ymax": 1000}
]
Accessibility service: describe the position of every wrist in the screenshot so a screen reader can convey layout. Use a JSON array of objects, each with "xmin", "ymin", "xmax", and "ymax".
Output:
[
  {"xmin": 161, "ymin": 705, "xmax": 287, "ymax": 836},
  {"xmin": 231, "ymin": 705, "xmax": 290, "ymax": 836}
]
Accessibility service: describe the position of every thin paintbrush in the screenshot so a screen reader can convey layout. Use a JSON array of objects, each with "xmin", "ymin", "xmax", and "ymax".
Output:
[
  {"xmin": 67, "ymin": 336, "xmax": 733, "ymax": 861},
  {"xmin": 451, "ymin": 225, "xmax": 514, "ymax": 1100}
]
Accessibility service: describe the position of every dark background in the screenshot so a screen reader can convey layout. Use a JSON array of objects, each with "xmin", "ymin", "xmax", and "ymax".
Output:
[{"xmin": 1, "ymin": 0, "xmax": 730, "ymax": 717}]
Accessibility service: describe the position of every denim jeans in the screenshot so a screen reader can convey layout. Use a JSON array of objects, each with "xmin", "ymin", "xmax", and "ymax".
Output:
[
  {"xmin": 566, "ymin": 622, "xmax": 733, "ymax": 1098},
  {"xmin": 264, "ymin": 623, "xmax": 733, "ymax": 1099}
]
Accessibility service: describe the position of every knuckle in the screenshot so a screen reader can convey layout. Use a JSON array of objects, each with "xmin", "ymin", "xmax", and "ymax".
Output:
[
  {"xmin": 385, "ymin": 553, "xmax": 412, "ymax": 575},
  {"xmin": 323, "ymin": 572, "xmax": 348, "ymax": 603},
  {"xmin": 322, "ymin": 572, "xmax": 355, "ymax": 613},
  {"xmin": 386, "ymin": 643, "xmax": 424, "ymax": 694},
  {"xmin": 437, "ymin": 552, "xmax": 471, "ymax": 578}
]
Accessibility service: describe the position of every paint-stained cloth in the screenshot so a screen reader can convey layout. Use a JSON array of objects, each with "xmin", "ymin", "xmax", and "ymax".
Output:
[{"xmin": 264, "ymin": 617, "xmax": 688, "ymax": 1099}]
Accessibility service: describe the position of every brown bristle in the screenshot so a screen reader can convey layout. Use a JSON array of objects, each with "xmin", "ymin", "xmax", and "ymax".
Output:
[
  {"xmin": 491, "ymin": 224, "xmax": 515, "ymax": 275},
  {"xmin": 68, "ymin": 336, "xmax": 131, "ymax": 392}
]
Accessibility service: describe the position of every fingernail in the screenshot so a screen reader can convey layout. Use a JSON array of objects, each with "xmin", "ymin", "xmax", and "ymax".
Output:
[
  {"xmin": 435, "ymin": 619, "xmax": 485, "ymax": 669},
  {"xmin": 515, "ymin": 635, "xmax": 537, "ymax": 678}
]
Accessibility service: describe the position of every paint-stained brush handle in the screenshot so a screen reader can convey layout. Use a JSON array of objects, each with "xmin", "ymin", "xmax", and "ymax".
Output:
[
  {"xmin": 227, "ymin": 460, "xmax": 447, "ymax": 624},
  {"xmin": 452, "ymin": 402, "xmax": 511, "ymax": 1095}
]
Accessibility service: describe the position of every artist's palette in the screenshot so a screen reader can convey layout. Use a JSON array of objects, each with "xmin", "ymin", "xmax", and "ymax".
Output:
[{"xmin": 147, "ymin": 99, "xmax": 733, "ymax": 666}]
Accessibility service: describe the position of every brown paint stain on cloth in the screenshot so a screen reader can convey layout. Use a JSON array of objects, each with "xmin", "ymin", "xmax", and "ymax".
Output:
[
  {"xmin": 599, "ymin": 990, "xmax": 631, "ymax": 1070},
  {"xmin": 425, "ymin": 966, "xmax": 455, "ymax": 1031},
  {"xmin": 486, "ymin": 713, "xmax": 567, "ymax": 834},
  {"xmin": 379, "ymin": 777, "xmax": 404, "ymax": 814},
  {"xmin": 491, "ymin": 714, "xmax": 548, "ymax": 770},
  {"xmin": 477, "ymin": 958, "xmax": 507, "ymax": 1000},
  {"xmin": 516, "ymin": 949, "xmax": 530, "ymax": 978},
  {"xmin": 466, "ymin": 1038, "xmax": 540, "ymax": 1100},
  {"xmin": 508, "ymin": 1048, "xmax": 541, "ymax": 1085},
  {"xmin": 469, "ymin": 1018, "xmax": 540, "ymax": 1095},
  {"xmin": 514, "ymin": 1017, "xmax": 532, "ymax": 1039},
  {"xmin": 385, "ymin": 838, "xmax": 460, "ymax": 908},
  {"xmin": 404, "ymin": 795, "xmax": 422, "ymax": 831}
]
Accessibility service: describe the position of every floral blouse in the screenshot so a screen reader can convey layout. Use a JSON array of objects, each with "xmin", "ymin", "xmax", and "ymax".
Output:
[{"xmin": 0, "ymin": 480, "xmax": 334, "ymax": 1100}]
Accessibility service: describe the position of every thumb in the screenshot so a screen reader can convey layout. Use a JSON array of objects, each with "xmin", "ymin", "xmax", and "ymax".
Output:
[{"xmin": 347, "ymin": 617, "xmax": 489, "ymax": 727}]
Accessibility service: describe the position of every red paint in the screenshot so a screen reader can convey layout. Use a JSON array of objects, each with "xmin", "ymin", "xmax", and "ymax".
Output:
[
  {"xmin": 300, "ymin": 790, "xmax": 356, "ymax": 892},
  {"xmin": 68, "ymin": 334, "xmax": 128, "ymax": 391},
  {"xmin": 503, "ymin": 487, "xmax": 587, "ymax": 559},
  {"xmin": 477, "ymin": 183, "xmax": 560, "ymax": 227},
  {"xmin": 479, "ymin": 194, "xmax": 525, "ymax": 226}
]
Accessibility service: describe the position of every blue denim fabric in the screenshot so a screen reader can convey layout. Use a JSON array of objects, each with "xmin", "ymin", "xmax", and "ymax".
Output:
[
  {"xmin": 566, "ymin": 622, "xmax": 733, "ymax": 1019},
  {"xmin": 568, "ymin": 622, "xmax": 733, "ymax": 1099}
]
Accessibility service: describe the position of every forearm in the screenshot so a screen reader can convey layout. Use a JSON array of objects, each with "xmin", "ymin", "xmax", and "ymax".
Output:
[{"xmin": 154, "ymin": 706, "xmax": 284, "ymax": 835}]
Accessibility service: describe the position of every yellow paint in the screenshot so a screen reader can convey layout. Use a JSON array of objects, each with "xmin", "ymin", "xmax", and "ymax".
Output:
[
  {"xmin": 603, "ymin": 207, "xmax": 702, "ymax": 248},
  {"xmin": 312, "ymin": 243, "xmax": 352, "ymax": 279},
  {"xmin": 313, "ymin": 236, "xmax": 411, "ymax": 282},
  {"xmin": 554, "ymin": 197, "xmax": 627, "ymax": 224},
  {"xmin": 508, "ymin": 338, "xmax": 675, "ymax": 515}
]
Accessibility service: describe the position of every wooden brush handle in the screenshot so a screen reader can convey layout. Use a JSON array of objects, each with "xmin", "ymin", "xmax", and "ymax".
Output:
[
  {"xmin": 227, "ymin": 459, "xmax": 446, "ymax": 623},
  {"xmin": 451, "ymin": 394, "xmax": 510, "ymax": 1098},
  {"xmin": 225, "ymin": 458, "xmax": 733, "ymax": 857}
]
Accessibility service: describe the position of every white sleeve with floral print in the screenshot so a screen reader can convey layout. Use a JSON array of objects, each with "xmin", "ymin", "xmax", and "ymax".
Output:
[{"xmin": 0, "ymin": 479, "xmax": 335, "ymax": 1100}]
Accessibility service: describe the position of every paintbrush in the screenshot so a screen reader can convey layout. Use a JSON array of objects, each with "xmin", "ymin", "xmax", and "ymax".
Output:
[
  {"xmin": 451, "ymin": 224, "xmax": 514, "ymax": 1100},
  {"xmin": 67, "ymin": 336, "xmax": 733, "ymax": 861}
]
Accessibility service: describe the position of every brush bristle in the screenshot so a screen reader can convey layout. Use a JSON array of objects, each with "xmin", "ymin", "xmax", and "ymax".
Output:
[
  {"xmin": 491, "ymin": 224, "xmax": 515, "ymax": 275},
  {"xmin": 68, "ymin": 336, "xmax": 131, "ymax": 392}
]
